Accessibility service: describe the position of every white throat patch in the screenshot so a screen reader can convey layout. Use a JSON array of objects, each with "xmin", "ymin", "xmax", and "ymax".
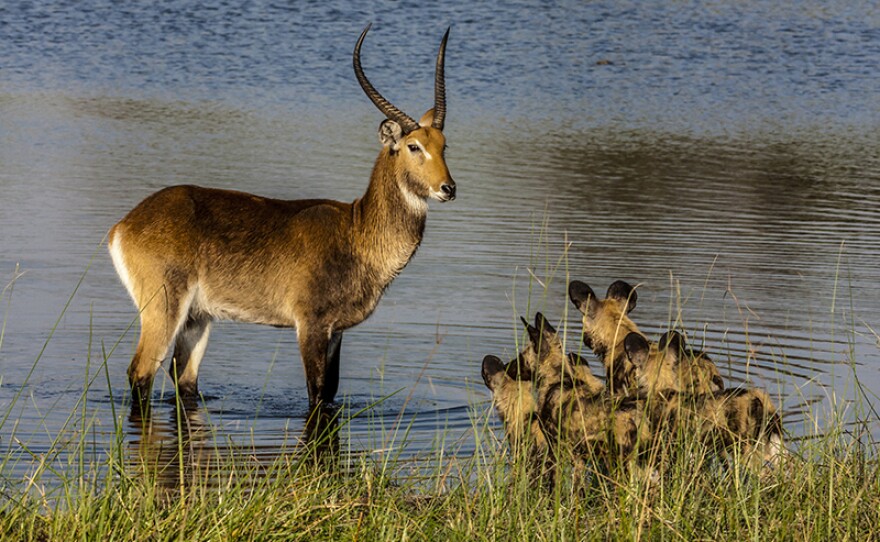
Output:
[{"xmin": 402, "ymin": 184, "xmax": 428, "ymax": 212}]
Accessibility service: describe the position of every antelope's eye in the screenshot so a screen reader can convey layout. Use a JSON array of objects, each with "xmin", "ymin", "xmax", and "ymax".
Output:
[{"xmin": 407, "ymin": 144, "xmax": 420, "ymax": 153}]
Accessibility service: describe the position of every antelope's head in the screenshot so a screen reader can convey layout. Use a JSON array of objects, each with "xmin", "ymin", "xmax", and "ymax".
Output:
[{"xmin": 354, "ymin": 25, "xmax": 456, "ymax": 203}]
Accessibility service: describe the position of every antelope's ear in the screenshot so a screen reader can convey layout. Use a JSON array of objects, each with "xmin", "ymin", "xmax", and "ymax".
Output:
[
  {"xmin": 569, "ymin": 281, "xmax": 599, "ymax": 316},
  {"xmin": 419, "ymin": 108, "xmax": 436, "ymax": 128},
  {"xmin": 378, "ymin": 119, "xmax": 403, "ymax": 149},
  {"xmin": 623, "ymin": 332, "xmax": 650, "ymax": 367},
  {"xmin": 534, "ymin": 312, "xmax": 557, "ymax": 336},
  {"xmin": 606, "ymin": 280, "xmax": 637, "ymax": 313},
  {"xmin": 481, "ymin": 355, "xmax": 505, "ymax": 390}
]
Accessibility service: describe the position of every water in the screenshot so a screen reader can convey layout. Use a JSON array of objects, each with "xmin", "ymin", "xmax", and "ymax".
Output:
[{"xmin": 1, "ymin": 1, "xmax": 879, "ymax": 485}]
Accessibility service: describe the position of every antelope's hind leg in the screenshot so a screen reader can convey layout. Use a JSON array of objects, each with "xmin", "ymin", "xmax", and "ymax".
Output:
[
  {"xmin": 171, "ymin": 312, "xmax": 213, "ymax": 400},
  {"xmin": 127, "ymin": 280, "xmax": 197, "ymax": 408}
]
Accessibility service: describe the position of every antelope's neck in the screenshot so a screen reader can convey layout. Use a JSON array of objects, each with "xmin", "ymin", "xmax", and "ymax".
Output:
[{"xmin": 354, "ymin": 152, "xmax": 427, "ymax": 280}]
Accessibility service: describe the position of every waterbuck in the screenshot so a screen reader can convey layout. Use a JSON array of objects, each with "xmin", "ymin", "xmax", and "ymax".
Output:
[{"xmin": 108, "ymin": 25, "xmax": 456, "ymax": 409}]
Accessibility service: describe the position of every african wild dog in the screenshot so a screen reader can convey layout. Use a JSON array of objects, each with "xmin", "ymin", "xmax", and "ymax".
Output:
[
  {"xmin": 624, "ymin": 330, "xmax": 724, "ymax": 396},
  {"xmin": 568, "ymin": 280, "xmax": 724, "ymax": 395},
  {"xmin": 567, "ymin": 280, "xmax": 642, "ymax": 394},
  {"xmin": 481, "ymin": 354, "xmax": 548, "ymax": 456},
  {"xmin": 624, "ymin": 332, "xmax": 785, "ymax": 469},
  {"xmin": 521, "ymin": 313, "xmax": 604, "ymax": 406},
  {"xmin": 520, "ymin": 314, "xmax": 651, "ymax": 476}
]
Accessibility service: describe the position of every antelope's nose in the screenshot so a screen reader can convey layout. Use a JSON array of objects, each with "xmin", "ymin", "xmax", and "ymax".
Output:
[{"xmin": 440, "ymin": 181, "xmax": 456, "ymax": 201}]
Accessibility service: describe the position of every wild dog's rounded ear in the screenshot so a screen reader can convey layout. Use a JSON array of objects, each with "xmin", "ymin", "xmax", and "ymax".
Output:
[
  {"xmin": 378, "ymin": 119, "xmax": 403, "ymax": 149},
  {"xmin": 606, "ymin": 281, "xmax": 637, "ymax": 313},
  {"xmin": 623, "ymin": 332, "xmax": 650, "ymax": 367},
  {"xmin": 481, "ymin": 355, "xmax": 505, "ymax": 390},
  {"xmin": 522, "ymin": 315, "xmax": 552, "ymax": 358},
  {"xmin": 505, "ymin": 357, "xmax": 532, "ymax": 382},
  {"xmin": 582, "ymin": 334, "xmax": 594, "ymax": 350},
  {"xmin": 569, "ymin": 281, "xmax": 598, "ymax": 315},
  {"xmin": 534, "ymin": 312, "xmax": 557, "ymax": 336},
  {"xmin": 658, "ymin": 331, "xmax": 685, "ymax": 354},
  {"xmin": 567, "ymin": 352, "xmax": 590, "ymax": 367}
]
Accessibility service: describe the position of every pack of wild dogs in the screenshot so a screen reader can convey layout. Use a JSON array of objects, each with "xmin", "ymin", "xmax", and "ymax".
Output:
[{"xmin": 482, "ymin": 279, "xmax": 785, "ymax": 484}]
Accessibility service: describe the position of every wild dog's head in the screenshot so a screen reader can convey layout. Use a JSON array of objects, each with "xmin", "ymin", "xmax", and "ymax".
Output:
[
  {"xmin": 623, "ymin": 331, "xmax": 724, "ymax": 395},
  {"xmin": 568, "ymin": 280, "xmax": 642, "ymax": 394},
  {"xmin": 482, "ymin": 354, "xmax": 541, "ymax": 447},
  {"xmin": 660, "ymin": 332, "xmax": 724, "ymax": 394},
  {"xmin": 521, "ymin": 312, "xmax": 604, "ymax": 396}
]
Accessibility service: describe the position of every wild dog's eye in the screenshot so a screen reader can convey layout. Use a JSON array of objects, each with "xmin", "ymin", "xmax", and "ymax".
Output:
[{"xmin": 407, "ymin": 144, "xmax": 420, "ymax": 153}]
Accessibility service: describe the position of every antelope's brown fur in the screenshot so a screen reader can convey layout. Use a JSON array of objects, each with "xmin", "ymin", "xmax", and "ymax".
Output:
[{"xmin": 109, "ymin": 27, "xmax": 455, "ymax": 408}]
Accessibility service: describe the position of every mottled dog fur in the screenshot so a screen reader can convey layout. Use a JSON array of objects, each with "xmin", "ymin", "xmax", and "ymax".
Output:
[
  {"xmin": 624, "ymin": 332, "xmax": 785, "ymax": 469},
  {"xmin": 625, "ymin": 330, "xmax": 724, "ymax": 396},
  {"xmin": 521, "ymin": 313, "xmax": 604, "ymax": 408},
  {"xmin": 568, "ymin": 280, "xmax": 643, "ymax": 394},
  {"xmin": 568, "ymin": 280, "xmax": 723, "ymax": 396},
  {"xmin": 482, "ymin": 354, "xmax": 547, "ymax": 454},
  {"xmin": 522, "ymin": 314, "xmax": 650, "ymax": 475}
]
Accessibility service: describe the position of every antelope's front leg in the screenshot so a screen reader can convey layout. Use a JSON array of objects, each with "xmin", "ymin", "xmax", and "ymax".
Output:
[{"xmin": 298, "ymin": 328, "xmax": 341, "ymax": 407}]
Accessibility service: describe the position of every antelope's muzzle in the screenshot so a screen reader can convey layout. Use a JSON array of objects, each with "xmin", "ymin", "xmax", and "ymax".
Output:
[{"xmin": 440, "ymin": 180, "xmax": 456, "ymax": 201}]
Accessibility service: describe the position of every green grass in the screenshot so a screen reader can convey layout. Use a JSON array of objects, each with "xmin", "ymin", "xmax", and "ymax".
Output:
[
  {"xmin": 0, "ymin": 400, "xmax": 877, "ymax": 542},
  {"xmin": 1, "ymin": 324, "xmax": 877, "ymax": 542}
]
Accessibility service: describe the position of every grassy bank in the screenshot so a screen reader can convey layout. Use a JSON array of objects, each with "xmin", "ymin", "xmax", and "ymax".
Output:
[
  {"xmin": 0, "ymin": 383, "xmax": 877, "ymax": 541},
  {"xmin": 2, "ymin": 263, "xmax": 878, "ymax": 541}
]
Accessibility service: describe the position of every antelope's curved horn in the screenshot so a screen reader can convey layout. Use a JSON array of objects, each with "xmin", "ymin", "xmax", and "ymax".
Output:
[
  {"xmin": 353, "ymin": 24, "xmax": 420, "ymax": 134},
  {"xmin": 432, "ymin": 27, "xmax": 450, "ymax": 130}
]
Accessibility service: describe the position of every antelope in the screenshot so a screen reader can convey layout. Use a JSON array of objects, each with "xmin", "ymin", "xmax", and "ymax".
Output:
[{"xmin": 108, "ymin": 25, "xmax": 456, "ymax": 409}]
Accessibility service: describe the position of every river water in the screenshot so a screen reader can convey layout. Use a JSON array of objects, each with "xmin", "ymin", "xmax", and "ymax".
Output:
[{"xmin": 1, "ymin": 1, "xmax": 879, "ymax": 485}]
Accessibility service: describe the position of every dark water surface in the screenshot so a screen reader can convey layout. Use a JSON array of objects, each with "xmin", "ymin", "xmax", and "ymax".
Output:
[{"xmin": 1, "ymin": 1, "xmax": 879, "ymax": 485}]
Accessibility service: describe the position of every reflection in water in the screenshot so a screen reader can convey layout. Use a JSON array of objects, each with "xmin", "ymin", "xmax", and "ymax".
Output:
[
  {"xmin": 0, "ymin": 0, "xmax": 879, "ymax": 487},
  {"xmin": 127, "ymin": 400, "xmax": 340, "ymax": 490}
]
